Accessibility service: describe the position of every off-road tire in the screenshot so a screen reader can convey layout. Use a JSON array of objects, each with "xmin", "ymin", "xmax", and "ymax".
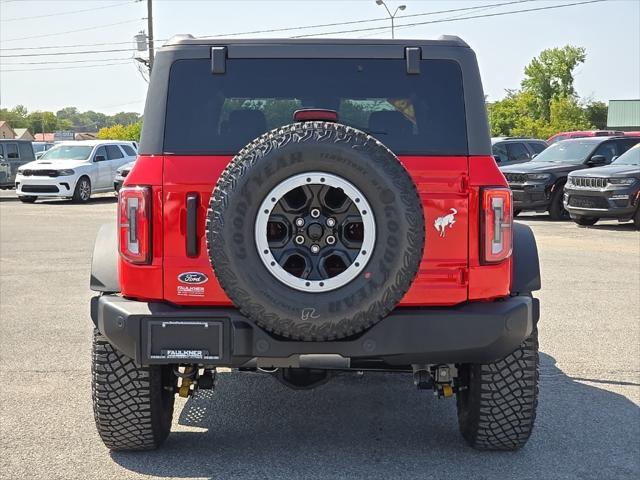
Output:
[
  {"xmin": 207, "ymin": 121, "xmax": 425, "ymax": 341},
  {"xmin": 456, "ymin": 326, "xmax": 539, "ymax": 451},
  {"xmin": 573, "ymin": 216, "xmax": 599, "ymax": 226},
  {"xmin": 548, "ymin": 187, "xmax": 568, "ymax": 221},
  {"xmin": 72, "ymin": 176, "xmax": 91, "ymax": 203},
  {"xmin": 92, "ymin": 329, "xmax": 175, "ymax": 451},
  {"xmin": 18, "ymin": 195, "xmax": 37, "ymax": 203}
]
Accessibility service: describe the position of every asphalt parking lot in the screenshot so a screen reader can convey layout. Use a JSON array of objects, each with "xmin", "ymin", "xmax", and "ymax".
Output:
[{"xmin": 0, "ymin": 190, "xmax": 638, "ymax": 480}]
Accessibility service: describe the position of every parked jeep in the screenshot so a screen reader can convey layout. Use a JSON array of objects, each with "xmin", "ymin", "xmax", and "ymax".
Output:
[
  {"xmin": 564, "ymin": 143, "xmax": 640, "ymax": 228},
  {"xmin": 90, "ymin": 36, "xmax": 541, "ymax": 452},
  {"xmin": 501, "ymin": 136, "xmax": 640, "ymax": 220}
]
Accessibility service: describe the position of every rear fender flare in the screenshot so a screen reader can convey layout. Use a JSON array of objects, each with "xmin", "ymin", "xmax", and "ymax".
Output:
[
  {"xmin": 90, "ymin": 222, "xmax": 120, "ymax": 294},
  {"xmin": 511, "ymin": 222, "xmax": 541, "ymax": 294}
]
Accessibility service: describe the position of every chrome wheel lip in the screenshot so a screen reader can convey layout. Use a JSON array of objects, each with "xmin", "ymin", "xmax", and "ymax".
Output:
[{"xmin": 255, "ymin": 172, "xmax": 376, "ymax": 293}]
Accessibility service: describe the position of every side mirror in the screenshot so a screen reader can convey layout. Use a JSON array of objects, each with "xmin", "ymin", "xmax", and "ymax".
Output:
[
  {"xmin": 492, "ymin": 155, "xmax": 502, "ymax": 163},
  {"xmin": 587, "ymin": 155, "xmax": 607, "ymax": 166},
  {"xmin": 531, "ymin": 153, "xmax": 538, "ymax": 159},
  {"xmin": 611, "ymin": 155, "xmax": 619, "ymax": 162},
  {"xmin": 95, "ymin": 155, "xmax": 106, "ymax": 162}
]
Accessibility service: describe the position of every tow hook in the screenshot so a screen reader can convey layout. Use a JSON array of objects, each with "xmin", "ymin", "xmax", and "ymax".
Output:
[
  {"xmin": 412, "ymin": 364, "xmax": 458, "ymax": 398},
  {"xmin": 174, "ymin": 366, "xmax": 217, "ymax": 398},
  {"xmin": 433, "ymin": 364, "xmax": 458, "ymax": 398}
]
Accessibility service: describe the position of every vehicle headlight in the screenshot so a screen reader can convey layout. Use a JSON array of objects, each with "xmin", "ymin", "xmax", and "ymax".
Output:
[
  {"xmin": 57, "ymin": 169, "xmax": 75, "ymax": 176},
  {"xmin": 526, "ymin": 173, "xmax": 551, "ymax": 181},
  {"xmin": 608, "ymin": 177, "xmax": 637, "ymax": 185}
]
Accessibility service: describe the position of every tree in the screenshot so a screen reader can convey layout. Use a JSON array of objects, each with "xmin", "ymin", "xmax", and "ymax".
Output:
[
  {"xmin": 0, "ymin": 105, "xmax": 29, "ymax": 128},
  {"xmin": 521, "ymin": 45, "xmax": 586, "ymax": 121},
  {"xmin": 584, "ymin": 101, "xmax": 608, "ymax": 129},
  {"xmin": 96, "ymin": 122, "xmax": 142, "ymax": 141},
  {"xmin": 27, "ymin": 111, "xmax": 58, "ymax": 134}
]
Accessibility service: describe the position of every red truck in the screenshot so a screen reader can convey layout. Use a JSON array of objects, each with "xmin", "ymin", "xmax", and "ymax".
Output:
[{"xmin": 90, "ymin": 36, "xmax": 541, "ymax": 452}]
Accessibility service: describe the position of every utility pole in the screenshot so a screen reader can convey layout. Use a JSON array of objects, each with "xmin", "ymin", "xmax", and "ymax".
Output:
[{"xmin": 147, "ymin": 0, "xmax": 154, "ymax": 73}]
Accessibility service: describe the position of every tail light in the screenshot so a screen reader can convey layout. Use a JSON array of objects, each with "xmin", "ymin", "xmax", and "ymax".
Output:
[
  {"xmin": 119, "ymin": 186, "xmax": 151, "ymax": 264},
  {"xmin": 481, "ymin": 187, "xmax": 512, "ymax": 264}
]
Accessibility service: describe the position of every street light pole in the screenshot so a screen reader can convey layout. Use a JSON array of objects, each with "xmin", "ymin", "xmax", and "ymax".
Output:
[{"xmin": 375, "ymin": 0, "xmax": 406, "ymax": 39}]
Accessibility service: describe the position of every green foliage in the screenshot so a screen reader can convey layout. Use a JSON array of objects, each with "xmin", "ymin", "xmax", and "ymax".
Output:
[
  {"xmin": 489, "ymin": 45, "xmax": 607, "ymax": 139},
  {"xmin": 584, "ymin": 100, "xmax": 608, "ymax": 129},
  {"xmin": 0, "ymin": 105, "xmax": 141, "ymax": 134},
  {"xmin": 96, "ymin": 122, "xmax": 142, "ymax": 141},
  {"xmin": 522, "ymin": 45, "xmax": 586, "ymax": 121}
]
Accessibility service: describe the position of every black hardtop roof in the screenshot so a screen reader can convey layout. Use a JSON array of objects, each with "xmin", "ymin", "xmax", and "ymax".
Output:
[
  {"xmin": 163, "ymin": 34, "xmax": 469, "ymax": 49},
  {"xmin": 0, "ymin": 139, "xmax": 33, "ymax": 143}
]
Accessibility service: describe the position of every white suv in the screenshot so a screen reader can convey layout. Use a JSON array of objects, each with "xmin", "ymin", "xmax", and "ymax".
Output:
[{"xmin": 15, "ymin": 140, "xmax": 137, "ymax": 203}]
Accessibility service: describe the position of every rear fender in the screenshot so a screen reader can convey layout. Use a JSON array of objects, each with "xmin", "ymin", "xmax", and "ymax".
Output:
[
  {"xmin": 90, "ymin": 222, "xmax": 120, "ymax": 294},
  {"xmin": 511, "ymin": 222, "xmax": 541, "ymax": 294}
]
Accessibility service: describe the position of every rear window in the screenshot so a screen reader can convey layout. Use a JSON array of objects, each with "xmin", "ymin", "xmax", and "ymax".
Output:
[
  {"xmin": 164, "ymin": 58, "xmax": 467, "ymax": 155},
  {"xmin": 121, "ymin": 144, "xmax": 137, "ymax": 156}
]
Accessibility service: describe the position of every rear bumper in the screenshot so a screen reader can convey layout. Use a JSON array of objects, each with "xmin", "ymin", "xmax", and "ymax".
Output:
[{"xmin": 91, "ymin": 294, "xmax": 538, "ymax": 367}]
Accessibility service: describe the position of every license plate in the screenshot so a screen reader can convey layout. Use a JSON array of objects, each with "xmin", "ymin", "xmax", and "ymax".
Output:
[
  {"xmin": 572, "ymin": 197, "xmax": 597, "ymax": 208},
  {"xmin": 147, "ymin": 320, "xmax": 223, "ymax": 361}
]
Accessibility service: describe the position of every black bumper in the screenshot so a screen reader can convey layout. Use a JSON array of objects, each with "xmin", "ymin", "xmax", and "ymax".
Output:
[
  {"xmin": 511, "ymin": 184, "xmax": 551, "ymax": 211},
  {"xmin": 91, "ymin": 295, "xmax": 538, "ymax": 367},
  {"xmin": 564, "ymin": 186, "xmax": 640, "ymax": 219}
]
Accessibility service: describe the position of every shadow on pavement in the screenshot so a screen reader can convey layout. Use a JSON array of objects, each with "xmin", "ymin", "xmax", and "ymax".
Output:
[
  {"xmin": 35, "ymin": 196, "xmax": 118, "ymax": 205},
  {"xmin": 583, "ymin": 223, "xmax": 638, "ymax": 232},
  {"xmin": 111, "ymin": 353, "xmax": 639, "ymax": 480}
]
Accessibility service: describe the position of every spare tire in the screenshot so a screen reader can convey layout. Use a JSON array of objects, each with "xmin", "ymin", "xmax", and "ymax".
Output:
[{"xmin": 207, "ymin": 121, "xmax": 424, "ymax": 341}]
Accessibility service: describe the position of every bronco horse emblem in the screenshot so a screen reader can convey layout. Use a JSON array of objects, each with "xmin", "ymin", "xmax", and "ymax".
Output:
[{"xmin": 434, "ymin": 208, "xmax": 458, "ymax": 237}]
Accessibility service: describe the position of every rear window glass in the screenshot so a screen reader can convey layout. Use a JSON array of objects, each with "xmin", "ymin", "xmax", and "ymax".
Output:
[
  {"xmin": 164, "ymin": 58, "xmax": 467, "ymax": 155},
  {"xmin": 121, "ymin": 144, "xmax": 136, "ymax": 156}
]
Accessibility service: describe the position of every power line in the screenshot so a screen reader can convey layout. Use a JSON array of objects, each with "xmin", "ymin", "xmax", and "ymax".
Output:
[
  {"xmin": 292, "ymin": 0, "xmax": 606, "ymax": 38},
  {"xmin": 1, "ymin": 1, "xmax": 134, "ymax": 22},
  {"xmin": 0, "ymin": 40, "xmax": 138, "ymax": 51},
  {"xmin": 1, "ymin": 48, "xmax": 136, "ymax": 58},
  {"xmin": 196, "ymin": 0, "xmax": 533, "ymax": 38},
  {"xmin": 3, "ymin": 57, "xmax": 134, "ymax": 66},
  {"xmin": 1, "ymin": 19, "xmax": 142, "ymax": 42},
  {"xmin": 0, "ymin": 62, "xmax": 133, "ymax": 73}
]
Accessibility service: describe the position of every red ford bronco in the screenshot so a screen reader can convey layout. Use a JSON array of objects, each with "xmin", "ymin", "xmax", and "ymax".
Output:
[{"xmin": 90, "ymin": 36, "xmax": 541, "ymax": 451}]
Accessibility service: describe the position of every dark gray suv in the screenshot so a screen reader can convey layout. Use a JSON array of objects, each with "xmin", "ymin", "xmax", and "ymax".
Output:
[
  {"xmin": 564, "ymin": 143, "xmax": 640, "ymax": 228},
  {"xmin": 491, "ymin": 137, "xmax": 547, "ymax": 167}
]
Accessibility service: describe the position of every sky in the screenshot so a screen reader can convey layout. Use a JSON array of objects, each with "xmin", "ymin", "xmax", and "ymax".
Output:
[{"xmin": 0, "ymin": 0, "xmax": 639, "ymax": 115}]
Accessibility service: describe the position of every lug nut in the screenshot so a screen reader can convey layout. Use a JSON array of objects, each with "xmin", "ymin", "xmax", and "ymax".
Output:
[
  {"xmin": 310, "ymin": 208, "xmax": 321, "ymax": 218},
  {"xmin": 310, "ymin": 244, "xmax": 320, "ymax": 254},
  {"xmin": 326, "ymin": 235, "xmax": 336, "ymax": 245},
  {"xmin": 295, "ymin": 217, "xmax": 305, "ymax": 227},
  {"xmin": 295, "ymin": 235, "xmax": 305, "ymax": 245},
  {"xmin": 326, "ymin": 217, "xmax": 336, "ymax": 227}
]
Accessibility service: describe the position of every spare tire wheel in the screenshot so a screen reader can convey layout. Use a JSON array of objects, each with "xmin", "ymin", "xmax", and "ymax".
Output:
[{"xmin": 207, "ymin": 121, "xmax": 425, "ymax": 341}]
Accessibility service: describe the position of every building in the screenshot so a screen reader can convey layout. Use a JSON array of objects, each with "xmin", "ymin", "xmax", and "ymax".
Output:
[
  {"xmin": 0, "ymin": 121, "xmax": 16, "ymax": 139},
  {"xmin": 13, "ymin": 128, "xmax": 35, "ymax": 141},
  {"xmin": 607, "ymin": 99, "xmax": 640, "ymax": 132},
  {"xmin": 34, "ymin": 132, "xmax": 55, "ymax": 142}
]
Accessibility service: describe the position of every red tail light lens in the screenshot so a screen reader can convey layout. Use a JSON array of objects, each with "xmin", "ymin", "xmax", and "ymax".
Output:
[
  {"xmin": 481, "ymin": 187, "xmax": 513, "ymax": 264},
  {"xmin": 119, "ymin": 186, "xmax": 151, "ymax": 264}
]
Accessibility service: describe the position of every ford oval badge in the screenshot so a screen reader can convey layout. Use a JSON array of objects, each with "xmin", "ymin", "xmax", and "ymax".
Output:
[{"xmin": 178, "ymin": 272, "xmax": 208, "ymax": 285}]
